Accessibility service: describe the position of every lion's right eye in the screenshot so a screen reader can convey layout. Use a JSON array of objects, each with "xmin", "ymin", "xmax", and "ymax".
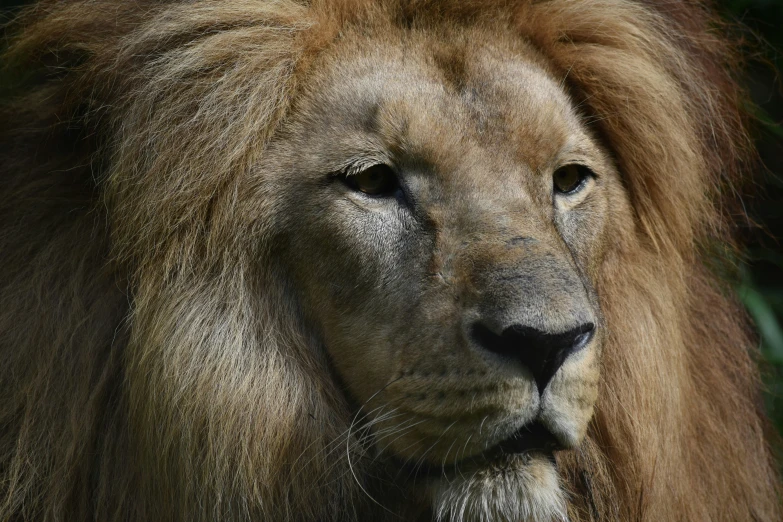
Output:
[
  {"xmin": 553, "ymin": 164, "xmax": 593, "ymax": 195},
  {"xmin": 344, "ymin": 164, "xmax": 400, "ymax": 197}
]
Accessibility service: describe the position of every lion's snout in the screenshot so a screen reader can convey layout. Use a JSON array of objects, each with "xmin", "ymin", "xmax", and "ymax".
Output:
[
  {"xmin": 469, "ymin": 321, "xmax": 595, "ymax": 394},
  {"xmin": 373, "ymin": 245, "xmax": 602, "ymax": 464}
]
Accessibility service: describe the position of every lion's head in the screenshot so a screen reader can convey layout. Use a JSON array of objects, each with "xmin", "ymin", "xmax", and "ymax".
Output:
[
  {"xmin": 0, "ymin": 1, "xmax": 780, "ymax": 521},
  {"xmin": 274, "ymin": 28, "xmax": 613, "ymax": 519}
]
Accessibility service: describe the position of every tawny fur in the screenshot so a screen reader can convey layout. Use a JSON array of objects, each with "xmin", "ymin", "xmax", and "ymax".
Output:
[{"xmin": 0, "ymin": 1, "xmax": 780, "ymax": 521}]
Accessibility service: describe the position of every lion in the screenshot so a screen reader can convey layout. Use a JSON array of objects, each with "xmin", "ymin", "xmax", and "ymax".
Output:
[{"xmin": 0, "ymin": 0, "xmax": 780, "ymax": 520}]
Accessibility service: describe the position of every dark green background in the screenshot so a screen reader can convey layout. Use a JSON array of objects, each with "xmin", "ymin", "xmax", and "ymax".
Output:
[
  {"xmin": 2, "ymin": 0, "xmax": 782, "ymax": 436},
  {"xmin": 721, "ymin": 0, "xmax": 783, "ymax": 439}
]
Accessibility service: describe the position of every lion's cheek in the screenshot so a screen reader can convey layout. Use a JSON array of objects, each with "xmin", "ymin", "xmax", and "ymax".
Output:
[
  {"xmin": 284, "ymin": 207, "xmax": 431, "ymax": 401},
  {"xmin": 318, "ymin": 322, "xmax": 400, "ymax": 404}
]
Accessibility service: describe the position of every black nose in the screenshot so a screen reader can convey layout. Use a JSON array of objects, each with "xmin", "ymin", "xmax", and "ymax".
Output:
[{"xmin": 471, "ymin": 322, "xmax": 595, "ymax": 392}]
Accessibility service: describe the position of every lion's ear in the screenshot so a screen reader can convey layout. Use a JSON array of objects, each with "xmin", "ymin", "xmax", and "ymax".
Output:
[{"xmin": 515, "ymin": 1, "xmax": 749, "ymax": 256}]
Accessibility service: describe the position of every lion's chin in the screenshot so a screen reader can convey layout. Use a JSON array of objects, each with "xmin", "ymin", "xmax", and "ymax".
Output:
[{"xmin": 427, "ymin": 453, "xmax": 567, "ymax": 522}]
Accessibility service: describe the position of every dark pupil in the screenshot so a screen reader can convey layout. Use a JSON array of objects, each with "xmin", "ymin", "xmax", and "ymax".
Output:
[
  {"xmin": 555, "ymin": 167, "xmax": 581, "ymax": 193},
  {"xmin": 364, "ymin": 171, "xmax": 381, "ymax": 186},
  {"xmin": 355, "ymin": 165, "xmax": 396, "ymax": 195}
]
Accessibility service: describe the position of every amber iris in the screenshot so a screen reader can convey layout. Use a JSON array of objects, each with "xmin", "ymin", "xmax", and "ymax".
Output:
[
  {"xmin": 346, "ymin": 164, "xmax": 399, "ymax": 196},
  {"xmin": 553, "ymin": 165, "xmax": 589, "ymax": 194}
]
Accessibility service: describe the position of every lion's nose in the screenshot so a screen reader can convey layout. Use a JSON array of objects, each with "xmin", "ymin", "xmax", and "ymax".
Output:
[{"xmin": 470, "ymin": 322, "xmax": 595, "ymax": 393}]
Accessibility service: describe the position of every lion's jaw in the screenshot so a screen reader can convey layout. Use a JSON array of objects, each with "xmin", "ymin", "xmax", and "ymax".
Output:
[{"xmin": 266, "ymin": 27, "xmax": 616, "ymax": 521}]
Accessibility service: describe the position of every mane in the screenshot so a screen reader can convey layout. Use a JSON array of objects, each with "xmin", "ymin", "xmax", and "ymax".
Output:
[{"xmin": 0, "ymin": 1, "xmax": 779, "ymax": 521}]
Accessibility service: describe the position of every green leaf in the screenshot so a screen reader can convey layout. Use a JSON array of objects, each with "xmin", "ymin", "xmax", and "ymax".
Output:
[{"xmin": 739, "ymin": 283, "xmax": 783, "ymax": 363}]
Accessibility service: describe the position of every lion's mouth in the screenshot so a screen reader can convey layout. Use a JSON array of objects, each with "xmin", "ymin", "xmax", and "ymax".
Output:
[
  {"xmin": 490, "ymin": 421, "xmax": 563, "ymax": 456},
  {"xmin": 397, "ymin": 421, "xmax": 562, "ymax": 478}
]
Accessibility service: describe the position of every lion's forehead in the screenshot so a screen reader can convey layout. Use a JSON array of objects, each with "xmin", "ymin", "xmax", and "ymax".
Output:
[{"xmin": 297, "ymin": 29, "xmax": 585, "ymax": 178}]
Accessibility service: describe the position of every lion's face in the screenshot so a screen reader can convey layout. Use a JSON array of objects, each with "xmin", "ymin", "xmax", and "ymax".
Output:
[
  {"xmin": 263, "ymin": 27, "xmax": 618, "ymax": 519},
  {"xmin": 3, "ymin": 1, "xmax": 780, "ymax": 522}
]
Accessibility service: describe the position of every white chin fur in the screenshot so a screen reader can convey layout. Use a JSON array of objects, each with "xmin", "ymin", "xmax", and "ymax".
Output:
[{"xmin": 430, "ymin": 454, "xmax": 567, "ymax": 522}]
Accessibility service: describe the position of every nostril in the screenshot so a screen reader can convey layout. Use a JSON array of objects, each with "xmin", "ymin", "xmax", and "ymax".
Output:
[
  {"xmin": 570, "ymin": 323, "xmax": 595, "ymax": 352},
  {"xmin": 470, "ymin": 323, "xmax": 514, "ymax": 358},
  {"xmin": 471, "ymin": 321, "xmax": 595, "ymax": 393}
]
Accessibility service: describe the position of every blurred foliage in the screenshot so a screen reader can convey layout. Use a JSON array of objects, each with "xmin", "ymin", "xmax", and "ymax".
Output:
[
  {"xmin": 0, "ymin": 0, "xmax": 782, "ymax": 442},
  {"xmin": 716, "ymin": 0, "xmax": 783, "ymax": 439}
]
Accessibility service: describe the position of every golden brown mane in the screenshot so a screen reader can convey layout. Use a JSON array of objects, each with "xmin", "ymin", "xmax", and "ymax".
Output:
[{"xmin": 0, "ymin": 1, "xmax": 779, "ymax": 520}]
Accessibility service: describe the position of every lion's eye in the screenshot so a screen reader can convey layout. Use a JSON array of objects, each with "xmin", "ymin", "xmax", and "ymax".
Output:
[
  {"xmin": 344, "ymin": 164, "xmax": 400, "ymax": 197},
  {"xmin": 553, "ymin": 165, "xmax": 592, "ymax": 195}
]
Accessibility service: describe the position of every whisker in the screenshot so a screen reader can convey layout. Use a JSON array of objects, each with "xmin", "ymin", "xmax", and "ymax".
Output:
[
  {"xmin": 408, "ymin": 420, "xmax": 458, "ymax": 484},
  {"xmin": 455, "ymin": 433, "xmax": 474, "ymax": 481},
  {"xmin": 437, "ymin": 436, "xmax": 460, "ymax": 491},
  {"xmin": 344, "ymin": 376, "xmax": 406, "ymax": 516},
  {"xmin": 288, "ymin": 402, "xmax": 390, "ymax": 483}
]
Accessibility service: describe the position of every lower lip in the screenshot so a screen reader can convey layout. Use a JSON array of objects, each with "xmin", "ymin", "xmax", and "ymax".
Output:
[
  {"xmin": 493, "ymin": 422, "xmax": 563, "ymax": 456},
  {"xmin": 394, "ymin": 424, "xmax": 561, "ymax": 479}
]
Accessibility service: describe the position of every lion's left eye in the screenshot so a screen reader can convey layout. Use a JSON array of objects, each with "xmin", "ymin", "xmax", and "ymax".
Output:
[
  {"xmin": 553, "ymin": 165, "xmax": 592, "ymax": 195},
  {"xmin": 344, "ymin": 164, "xmax": 400, "ymax": 197}
]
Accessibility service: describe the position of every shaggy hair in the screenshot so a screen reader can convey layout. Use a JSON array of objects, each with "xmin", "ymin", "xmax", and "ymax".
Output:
[{"xmin": 0, "ymin": 0, "xmax": 780, "ymax": 521}]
